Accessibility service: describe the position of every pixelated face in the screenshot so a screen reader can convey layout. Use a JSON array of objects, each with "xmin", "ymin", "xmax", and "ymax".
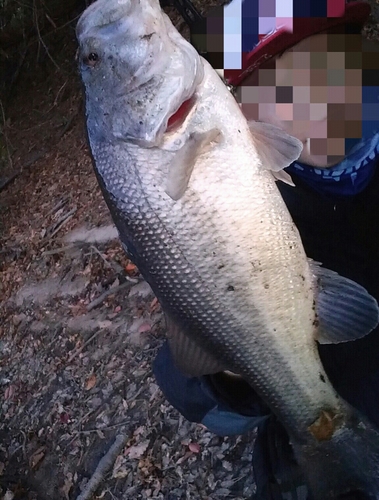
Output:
[{"xmin": 238, "ymin": 32, "xmax": 379, "ymax": 167}]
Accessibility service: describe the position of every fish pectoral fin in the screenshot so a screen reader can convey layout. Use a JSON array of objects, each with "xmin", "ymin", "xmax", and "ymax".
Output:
[
  {"xmin": 165, "ymin": 128, "xmax": 222, "ymax": 201},
  {"xmin": 310, "ymin": 260, "xmax": 379, "ymax": 344},
  {"xmin": 248, "ymin": 120, "xmax": 303, "ymax": 172},
  {"xmin": 270, "ymin": 169, "xmax": 295, "ymax": 187},
  {"xmin": 165, "ymin": 314, "xmax": 227, "ymax": 376}
]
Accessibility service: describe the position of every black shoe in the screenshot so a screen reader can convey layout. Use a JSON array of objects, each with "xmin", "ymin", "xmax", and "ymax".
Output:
[
  {"xmin": 252, "ymin": 416, "xmax": 309, "ymax": 500},
  {"xmin": 336, "ymin": 493, "xmax": 375, "ymax": 500},
  {"xmin": 252, "ymin": 417, "xmax": 375, "ymax": 500}
]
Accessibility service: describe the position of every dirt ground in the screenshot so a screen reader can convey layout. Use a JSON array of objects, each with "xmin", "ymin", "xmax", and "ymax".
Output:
[
  {"xmin": 0, "ymin": 2, "xmax": 257, "ymax": 499},
  {"xmin": 2, "ymin": 1, "xmax": 379, "ymax": 499}
]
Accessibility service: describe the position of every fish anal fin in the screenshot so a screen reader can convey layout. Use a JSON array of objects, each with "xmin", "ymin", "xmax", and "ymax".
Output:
[
  {"xmin": 310, "ymin": 260, "xmax": 379, "ymax": 344},
  {"xmin": 165, "ymin": 128, "xmax": 222, "ymax": 201},
  {"xmin": 165, "ymin": 314, "xmax": 227, "ymax": 376}
]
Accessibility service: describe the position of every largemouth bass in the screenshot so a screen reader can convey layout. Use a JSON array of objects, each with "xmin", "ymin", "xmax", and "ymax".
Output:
[{"xmin": 76, "ymin": 1, "xmax": 379, "ymax": 497}]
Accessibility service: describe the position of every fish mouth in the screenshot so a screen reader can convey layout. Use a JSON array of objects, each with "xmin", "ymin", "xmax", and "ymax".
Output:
[
  {"xmin": 165, "ymin": 94, "xmax": 197, "ymax": 133},
  {"xmin": 127, "ymin": 91, "xmax": 198, "ymax": 149},
  {"xmin": 153, "ymin": 90, "xmax": 199, "ymax": 152}
]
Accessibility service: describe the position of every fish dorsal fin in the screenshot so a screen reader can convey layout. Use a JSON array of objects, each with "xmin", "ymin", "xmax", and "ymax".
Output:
[
  {"xmin": 248, "ymin": 121, "xmax": 303, "ymax": 179},
  {"xmin": 310, "ymin": 260, "xmax": 379, "ymax": 344},
  {"xmin": 164, "ymin": 128, "xmax": 222, "ymax": 201}
]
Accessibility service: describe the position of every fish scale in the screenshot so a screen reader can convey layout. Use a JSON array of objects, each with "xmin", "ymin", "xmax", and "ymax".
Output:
[
  {"xmin": 78, "ymin": 0, "xmax": 379, "ymax": 497},
  {"xmin": 92, "ymin": 139, "xmax": 339, "ymax": 434}
]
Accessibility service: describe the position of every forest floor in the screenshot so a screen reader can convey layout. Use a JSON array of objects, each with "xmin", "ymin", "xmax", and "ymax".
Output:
[
  {"xmin": 2, "ymin": 1, "xmax": 379, "ymax": 498},
  {"xmin": 0, "ymin": 1, "xmax": 258, "ymax": 499}
]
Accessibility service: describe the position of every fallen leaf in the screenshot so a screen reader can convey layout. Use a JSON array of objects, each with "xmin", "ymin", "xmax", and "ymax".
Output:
[
  {"xmin": 85, "ymin": 373, "xmax": 97, "ymax": 391},
  {"xmin": 113, "ymin": 454, "xmax": 125, "ymax": 471},
  {"xmin": 152, "ymin": 484, "xmax": 162, "ymax": 497},
  {"xmin": 150, "ymin": 297, "xmax": 160, "ymax": 312},
  {"xmin": 69, "ymin": 301, "xmax": 88, "ymax": 317},
  {"xmin": 129, "ymin": 281, "xmax": 152, "ymax": 298},
  {"xmin": 176, "ymin": 451, "xmax": 192, "ymax": 465},
  {"xmin": 12, "ymin": 314, "xmax": 25, "ymax": 326},
  {"xmin": 109, "ymin": 278, "xmax": 120, "ymax": 288},
  {"xmin": 222, "ymin": 460, "xmax": 233, "ymax": 472},
  {"xmin": 59, "ymin": 412, "xmax": 70, "ymax": 424},
  {"xmin": 98, "ymin": 320, "xmax": 112, "ymax": 329},
  {"xmin": 138, "ymin": 322, "xmax": 151, "ymax": 333},
  {"xmin": 112, "ymin": 453, "xmax": 129, "ymax": 479},
  {"xmin": 96, "ymin": 429, "xmax": 105, "ymax": 439},
  {"xmin": 133, "ymin": 426, "xmax": 145, "ymax": 437},
  {"xmin": 29, "ymin": 446, "xmax": 46, "ymax": 469},
  {"xmin": 188, "ymin": 442, "xmax": 200, "ymax": 453},
  {"xmin": 126, "ymin": 440, "xmax": 150, "ymax": 459},
  {"xmin": 4, "ymin": 385, "xmax": 16, "ymax": 401},
  {"xmin": 125, "ymin": 262, "xmax": 137, "ymax": 273},
  {"xmin": 61, "ymin": 473, "xmax": 73, "ymax": 500}
]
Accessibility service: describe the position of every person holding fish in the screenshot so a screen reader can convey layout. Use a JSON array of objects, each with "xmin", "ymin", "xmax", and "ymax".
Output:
[
  {"xmin": 152, "ymin": 1, "xmax": 379, "ymax": 499},
  {"xmin": 77, "ymin": 0, "xmax": 379, "ymax": 498}
]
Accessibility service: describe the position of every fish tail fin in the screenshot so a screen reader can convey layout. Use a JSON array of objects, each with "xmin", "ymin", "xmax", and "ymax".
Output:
[{"xmin": 291, "ymin": 409, "xmax": 379, "ymax": 499}]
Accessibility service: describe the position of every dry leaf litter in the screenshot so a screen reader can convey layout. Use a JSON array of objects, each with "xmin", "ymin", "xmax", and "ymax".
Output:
[
  {"xmin": 0, "ymin": 1, "xmax": 257, "ymax": 499},
  {"xmin": 1, "ymin": 0, "xmax": 379, "ymax": 499}
]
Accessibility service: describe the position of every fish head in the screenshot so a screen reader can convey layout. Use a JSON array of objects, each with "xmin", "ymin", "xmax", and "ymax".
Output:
[{"xmin": 76, "ymin": 0, "xmax": 204, "ymax": 147}]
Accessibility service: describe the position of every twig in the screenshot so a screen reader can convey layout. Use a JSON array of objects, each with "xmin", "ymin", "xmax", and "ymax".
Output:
[
  {"xmin": 76, "ymin": 434, "xmax": 128, "ymax": 500},
  {"xmin": 76, "ymin": 420, "xmax": 131, "ymax": 435},
  {"xmin": 44, "ymin": 12, "xmax": 57, "ymax": 30},
  {"xmin": 86, "ymin": 281, "xmax": 135, "ymax": 312},
  {"xmin": 0, "ymin": 170, "xmax": 20, "ymax": 192},
  {"xmin": 54, "ymin": 80, "xmax": 68, "ymax": 106},
  {"xmin": 16, "ymin": 430, "xmax": 28, "ymax": 461},
  {"xmin": 88, "ymin": 245, "xmax": 125, "ymax": 274},
  {"xmin": 0, "ymin": 148, "xmax": 45, "ymax": 192},
  {"xmin": 47, "ymin": 196, "xmax": 69, "ymax": 216},
  {"xmin": 43, "ymin": 80, "xmax": 68, "ymax": 116},
  {"xmin": 3, "ymin": 45, "xmax": 28, "ymax": 97},
  {"xmin": 42, "ymin": 245, "xmax": 76, "ymax": 257},
  {"xmin": 103, "ymin": 489, "xmax": 118, "ymax": 500},
  {"xmin": 52, "ymin": 208, "xmax": 76, "ymax": 229},
  {"xmin": 45, "ymin": 327, "xmax": 63, "ymax": 350},
  {"xmin": 28, "ymin": 13, "xmax": 82, "ymax": 42},
  {"xmin": 57, "ymin": 113, "xmax": 77, "ymax": 139},
  {"xmin": 48, "ymin": 213, "xmax": 75, "ymax": 239},
  {"xmin": 67, "ymin": 329, "xmax": 103, "ymax": 364},
  {"xmin": 22, "ymin": 149, "xmax": 47, "ymax": 168},
  {"xmin": 33, "ymin": 0, "xmax": 60, "ymax": 70},
  {"xmin": 89, "ymin": 245, "xmax": 112, "ymax": 268},
  {"xmin": 0, "ymin": 100, "xmax": 13, "ymax": 170},
  {"xmin": 40, "ymin": 207, "xmax": 77, "ymax": 244}
]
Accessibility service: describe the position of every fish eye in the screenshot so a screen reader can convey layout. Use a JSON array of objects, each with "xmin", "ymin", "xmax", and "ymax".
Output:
[{"xmin": 83, "ymin": 52, "xmax": 100, "ymax": 67}]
